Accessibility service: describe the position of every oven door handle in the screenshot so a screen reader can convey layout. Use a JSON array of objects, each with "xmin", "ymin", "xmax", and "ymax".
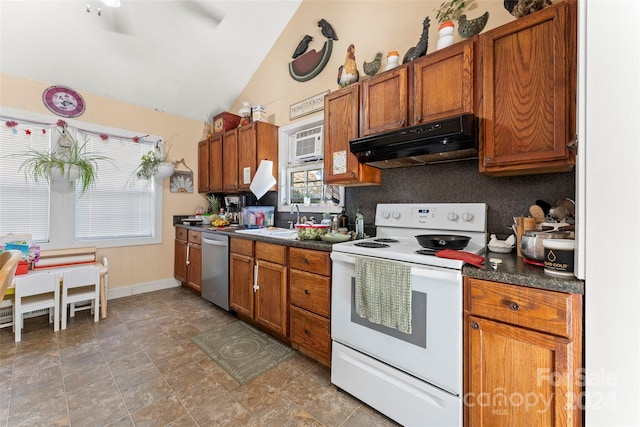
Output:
[
  {"xmin": 330, "ymin": 252, "xmax": 356, "ymax": 264},
  {"xmin": 411, "ymin": 266, "xmax": 461, "ymax": 282}
]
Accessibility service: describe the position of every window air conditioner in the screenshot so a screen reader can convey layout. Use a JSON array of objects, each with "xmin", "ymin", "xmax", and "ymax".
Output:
[{"xmin": 291, "ymin": 125, "xmax": 323, "ymax": 162}]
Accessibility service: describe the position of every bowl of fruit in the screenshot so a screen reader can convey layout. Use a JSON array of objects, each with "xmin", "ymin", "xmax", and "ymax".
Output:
[{"xmin": 295, "ymin": 224, "xmax": 330, "ymax": 240}]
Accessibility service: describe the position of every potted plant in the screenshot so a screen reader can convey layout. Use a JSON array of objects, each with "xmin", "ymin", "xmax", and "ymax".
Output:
[
  {"xmin": 434, "ymin": 0, "xmax": 466, "ymax": 50},
  {"xmin": 134, "ymin": 142, "xmax": 175, "ymax": 180},
  {"xmin": 17, "ymin": 124, "xmax": 111, "ymax": 195}
]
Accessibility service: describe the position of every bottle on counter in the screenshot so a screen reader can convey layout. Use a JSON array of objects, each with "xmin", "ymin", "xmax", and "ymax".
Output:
[
  {"xmin": 338, "ymin": 208, "xmax": 349, "ymax": 229},
  {"xmin": 355, "ymin": 207, "xmax": 365, "ymax": 239},
  {"xmin": 331, "ymin": 215, "xmax": 339, "ymax": 233}
]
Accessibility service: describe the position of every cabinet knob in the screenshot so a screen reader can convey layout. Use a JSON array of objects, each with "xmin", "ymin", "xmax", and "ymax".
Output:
[
  {"xmin": 485, "ymin": 157, "xmax": 492, "ymax": 163},
  {"xmin": 508, "ymin": 301, "xmax": 520, "ymax": 311},
  {"xmin": 304, "ymin": 289, "xmax": 310, "ymax": 295},
  {"xmin": 304, "ymin": 258, "xmax": 309, "ymax": 264},
  {"xmin": 470, "ymin": 321, "xmax": 479, "ymax": 330},
  {"xmin": 304, "ymin": 329, "xmax": 310, "ymax": 335}
]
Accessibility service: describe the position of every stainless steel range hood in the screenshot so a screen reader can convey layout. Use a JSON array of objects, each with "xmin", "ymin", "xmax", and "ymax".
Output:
[{"xmin": 349, "ymin": 114, "xmax": 477, "ymax": 169}]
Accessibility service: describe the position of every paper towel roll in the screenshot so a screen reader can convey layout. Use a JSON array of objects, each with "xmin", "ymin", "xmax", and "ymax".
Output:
[{"xmin": 249, "ymin": 160, "xmax": 276, "ymax": 199}]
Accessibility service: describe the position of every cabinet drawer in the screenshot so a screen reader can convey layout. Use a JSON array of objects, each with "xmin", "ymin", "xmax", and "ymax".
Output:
[
  {"xmin": 175, "ymin": 227, "xmax": 187, "ymax": 241},
  {"xmin": 290, "ymin": 269, "xmax": 330, "ymax": 317},
  {"xmin": 255, "ymin": 241, "xmax": 286, "ymax": 264},
  {"xmin": 290, "ymin": 305, "xmax": 331, "ymax": 363},
  {"xmin": 465, "ymin": 278, "xmax": 574, "ymax": 338},
  {"xmin": 188, "ymin": 230, "xmax": 202, "ymax": 244},
  {"xmin": 230, "ymin": 237, "xmax": 253, "ymax": 256},
  {"xmin": 289, "ymin": 248, "xmax": 330, "ymax": 276}
]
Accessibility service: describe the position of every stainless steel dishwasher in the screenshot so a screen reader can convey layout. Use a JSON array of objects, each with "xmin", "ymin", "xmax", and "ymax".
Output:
[{"xmin": 201, "ymin": 232, "xmax": 229, "ymax": 311}]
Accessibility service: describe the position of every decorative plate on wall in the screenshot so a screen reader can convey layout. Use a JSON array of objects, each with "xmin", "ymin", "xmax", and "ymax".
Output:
[{"xmin": 42, "ymin": 85, "xmax": 86, "ymax": 118}]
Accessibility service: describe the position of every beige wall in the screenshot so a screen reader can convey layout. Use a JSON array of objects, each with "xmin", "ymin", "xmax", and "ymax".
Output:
[
  {"xmin": 1, "ymin": 73, "xmax": 206, "ymax": 290},
  {"xmin": 230, "ymin": 0, "xmax": 520, "ymax": 127}
]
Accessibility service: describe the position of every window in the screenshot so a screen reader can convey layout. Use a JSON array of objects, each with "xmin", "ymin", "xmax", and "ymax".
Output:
[
  {"xmin": 277, "ymin": 114, "xmax": 343, "ymax": 214},
  {"xmin": 0, "ymin": 108, "xmax": 163, "ymax": 250}
]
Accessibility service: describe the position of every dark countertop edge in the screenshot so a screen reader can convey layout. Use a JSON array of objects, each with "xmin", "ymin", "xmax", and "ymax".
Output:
[
  {"xmin": 175, "ymin": 224, "xmax": 333, "ymax": 252},
  {"xmin": 175, "ymin": 225, "xmax": 584, "ymax": 293}
]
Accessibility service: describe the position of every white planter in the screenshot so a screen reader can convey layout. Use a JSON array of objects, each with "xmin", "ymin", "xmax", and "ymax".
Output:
[
  {"xmin": 437, "ymin": 21, "xmax": 455, "ymax": 50},
  {"xmin": 155, "ymin": 161, "xmax": 175, "ymax": 179},
  {"xmin": 48, "ymin": 164, "xmax": 80, "ymax": 183}
]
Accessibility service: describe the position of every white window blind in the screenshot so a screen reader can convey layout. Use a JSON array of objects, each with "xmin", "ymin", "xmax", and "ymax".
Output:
[
  {"xmin": 0, "ymin": 121, "xmax": 51, "ymax": 242},
  {"xmin": 75, "ymin": 133, "xmax": 156, "ymax": 240}
]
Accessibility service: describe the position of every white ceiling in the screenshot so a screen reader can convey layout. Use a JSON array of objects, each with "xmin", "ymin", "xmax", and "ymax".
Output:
[{"xmin": 0, "ymin": 0, "xmax": 301, "ymax": 121}]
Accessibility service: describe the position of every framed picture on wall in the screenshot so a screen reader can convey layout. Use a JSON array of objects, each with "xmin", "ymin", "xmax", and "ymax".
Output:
[{"xmin": 170, "ymin": 171, "xmax": 194, "ymax": 193}]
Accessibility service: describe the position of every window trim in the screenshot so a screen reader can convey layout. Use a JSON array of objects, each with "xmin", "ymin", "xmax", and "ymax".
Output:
[
  {"xmin": 0, "ymin": 107, "xmax": 163, "ymax": 251},
  {"xmin": 277, "ymin": 113, "xmax": 343, "ymax": 214}
]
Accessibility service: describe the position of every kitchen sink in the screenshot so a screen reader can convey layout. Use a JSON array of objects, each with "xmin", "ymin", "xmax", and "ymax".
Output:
[{"xmin": 234, "ymin": 227, "xmax": 298, "ymax": 240}]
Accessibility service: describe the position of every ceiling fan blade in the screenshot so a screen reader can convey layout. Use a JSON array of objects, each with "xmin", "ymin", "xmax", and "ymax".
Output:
[{"xmin": 181, "ymin": 0, "xmax": 224, "ymax": 26}]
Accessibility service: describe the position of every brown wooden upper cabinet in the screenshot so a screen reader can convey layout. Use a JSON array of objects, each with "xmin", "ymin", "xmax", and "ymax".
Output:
[
  {"xmin": 237, "ymin": 121, "xmax": 278, "ymax": 191},
  {"xmin": 412, "ymin": 38, "xmax": 475, "ymax": 124},
  {"xmin": 478, "ymin": 0, "xmax": 576, "ymax": 176},
  {"xmin": 323, "ymin": 84, "xmax": 382, "ymax": 186},
  {"xmin": 360, "ymin": 65, "xmax": 409, "ymax": 136},
  {"xmin": 197, "ymin": 135, "xmax": 223, "ymax": 193},
  {"xmin": 222, "ymin": 128, "xmax": 239, "ymax": 191}
]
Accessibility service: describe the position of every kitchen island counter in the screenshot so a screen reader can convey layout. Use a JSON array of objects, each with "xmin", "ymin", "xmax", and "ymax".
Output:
[{"xmin": 463, "ymin": 251, "xmax": 584, "ymax": 294}]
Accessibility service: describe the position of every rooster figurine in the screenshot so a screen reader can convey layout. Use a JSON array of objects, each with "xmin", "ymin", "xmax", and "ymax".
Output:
[
  {"xmin": 363, "ymin": 52, "xmax": 383, "ymax": 77},
  {"xmin": 337, "ymin": 44, "xmax": 359, "ymax": 88}
]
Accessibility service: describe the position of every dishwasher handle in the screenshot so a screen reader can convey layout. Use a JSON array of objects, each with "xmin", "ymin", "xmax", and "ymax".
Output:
[{"xmin": 202, "ymin": 237, "xmax": 228, "ymax": 247}]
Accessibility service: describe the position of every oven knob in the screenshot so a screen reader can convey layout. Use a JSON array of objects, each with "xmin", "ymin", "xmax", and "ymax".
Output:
[
  {"xmin": 462, "ymin": 211, "xmax": 474, "ymax": 222},
  {"xmin": 382, "ymin": 210, "xmax": 390, "ymax": 219},
  {"xmin": 447, "ymin": 211, "xmax": 459, "ymax": 221},
  {"xmin": 392, "ymin": 211, "xmax": 401, "ymax": 219}
]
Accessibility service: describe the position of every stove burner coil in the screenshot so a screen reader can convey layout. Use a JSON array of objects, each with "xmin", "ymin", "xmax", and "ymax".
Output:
[
  {"xmin": 415, "ymin": 249, "xmax": 437, "ymax": 255},
  {"xmin": 373, "ymin": 238, "xmax": 399, "ymax": 243},
  {"xmin": 354, "ymin": 242, "xmax": 390, "ymax": 248}
]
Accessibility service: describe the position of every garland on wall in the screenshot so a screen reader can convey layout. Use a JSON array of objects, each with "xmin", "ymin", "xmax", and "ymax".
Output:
[{"xmin": 3, "ymin": 118, "xmax": 150, "ymax": 144}]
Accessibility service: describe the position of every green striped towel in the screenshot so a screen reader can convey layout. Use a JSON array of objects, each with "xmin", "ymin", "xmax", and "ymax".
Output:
[{"xmin": 355, "ymin": 257, "xmax": 412, "ymax": 334}]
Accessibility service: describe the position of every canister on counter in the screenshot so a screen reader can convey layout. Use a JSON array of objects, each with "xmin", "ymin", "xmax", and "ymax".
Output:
[{"xmin": 543, "ymin": 239, "xmax": 575, "ymax": 276}]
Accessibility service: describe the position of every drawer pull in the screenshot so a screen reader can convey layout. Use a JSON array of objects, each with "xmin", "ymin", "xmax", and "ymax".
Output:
[
  {"xmin": 470, "ymin": 321, "xmax": 479, "ymax": 330},
  {"xmin": 304, "ymin": 328, "xmax": 310, "ymax": 335},
  {"xmin": 508, "ymin": 301, "xmax": 520, "ymax": 311},
  {"xmin": 304, "ymin": 289, "xmax": 310, "ymax": 295},
  {"xmin": 304, "ymin": 258, "xmax": 310, "ymax": 264}
]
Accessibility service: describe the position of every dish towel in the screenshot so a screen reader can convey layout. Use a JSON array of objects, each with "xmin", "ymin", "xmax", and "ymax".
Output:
[{"xmin": 355, "ymin": 258, "xmax": 412, "ymax": 334}]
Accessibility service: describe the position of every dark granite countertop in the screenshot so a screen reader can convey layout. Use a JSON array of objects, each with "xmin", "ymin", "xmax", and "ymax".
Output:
[
  {"xmin": 463, "ymin": 250, "xmax": 584, "ymax": 294},
  {"xmin": 175, "ymin": 224, "xmax": 584, "ymax": 293}
]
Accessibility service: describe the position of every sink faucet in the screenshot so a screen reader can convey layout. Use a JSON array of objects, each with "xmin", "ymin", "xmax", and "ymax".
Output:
[{"xmin": 291, "ymin": 203, "xmax": 300, "ymax": 225}]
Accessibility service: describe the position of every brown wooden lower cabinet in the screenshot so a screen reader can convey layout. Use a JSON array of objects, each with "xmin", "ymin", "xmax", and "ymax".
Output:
[
  {"xmin": 174, "ymin": 228, "xmax": 201, "ymax": 294},
  {"xmin": 288, "ymin": 247, "xmax": 332, "ymax": 366},
  {"xmin": 464, "ymin": 277, "xmax": 583, "ymax": 427}
]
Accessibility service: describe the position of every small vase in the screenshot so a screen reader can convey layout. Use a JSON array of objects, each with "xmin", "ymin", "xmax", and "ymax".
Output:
[
  {"xmin": 437, "ymin": 21, "xmax": 455, "ymax": 50},
  {"xmin": 48, "ymin": 164, "xmax": 80, "ymax": 183},
  {"xmin": 155, "ymin": 162, "xmax": 175, "ymax": 179}
]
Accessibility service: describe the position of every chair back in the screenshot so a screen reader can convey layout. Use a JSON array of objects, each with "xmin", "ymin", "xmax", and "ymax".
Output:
[
  {"xmin": 62, "ymin": 265, "xmax": 100, "ymax": 291},
  {"xmin": 0, "ymin": 250, "xmax": 22, "ymax": 303},
  {"xmin": 14, "ymin": 271, "xmax": 59, "ymax": 298}
]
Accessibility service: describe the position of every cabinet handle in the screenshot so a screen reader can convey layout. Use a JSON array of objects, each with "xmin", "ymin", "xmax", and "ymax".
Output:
[
  {"xmin": 415, "ymin": 115, "xmax": 422, "ymax": 123},
  {"xmin": 186, "ymin": 245, "xmax": 190, "ymax": 266},
  {"xmin": 304, "ymin": 289, "xmax": 310, "ymax": 295},
  {"xmin": 304, "ymin": 258, "xmax": 309, "ymax": 264},
  {"xmin": 508, "ymin": 301, "xmax": 520, "ymax": 311},
  {"xmin": 304, "ymin": 329, "xmax": 310, "ymax": 335},
  {"xmin": 470, "ymin": 321, "xmax": 479, "ymax": 330}
]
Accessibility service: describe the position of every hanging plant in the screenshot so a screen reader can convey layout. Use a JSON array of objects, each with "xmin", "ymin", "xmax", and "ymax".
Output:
[
  {"xmin": 134, "ymin": 141, "xmax": 174, "ymax": 180},
  {"xmin": 15, "ymin": 124, "xmax": 113, "ymax": 195},
  {"xmin": 434, "ymin": 0, "xmax": 467, "ymax": 23}
]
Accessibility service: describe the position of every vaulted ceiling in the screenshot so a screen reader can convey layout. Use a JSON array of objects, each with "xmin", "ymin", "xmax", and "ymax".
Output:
[{"xmin": 0, "ymin": 0, "xmax": 302, "ymax": 121}]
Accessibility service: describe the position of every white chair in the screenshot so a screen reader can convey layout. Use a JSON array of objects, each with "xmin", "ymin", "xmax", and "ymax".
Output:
[
  {"xmin": 13, "ymin": 271, "xmax": 60, "ymax": 342},
  {"xmin": 61, "ymin": 265, "xmax": 100, "ymax": 329}
]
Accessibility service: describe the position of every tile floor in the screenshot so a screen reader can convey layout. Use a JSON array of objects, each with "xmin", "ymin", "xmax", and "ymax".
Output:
[{"xmin": 0, "ymin": 286, "xmax": 400, "ymax": 427}]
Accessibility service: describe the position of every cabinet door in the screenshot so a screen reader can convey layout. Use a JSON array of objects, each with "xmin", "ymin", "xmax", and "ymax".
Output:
[
  {"xmin": 174, "ymin": 238, "xmax": 187, "ymax": 283},
  {"xmin": 237, "ymin": 124, "xmax": 257, "ymax": 190},
  {"xmin": 479, "ymin": 1, "xmax": 576, "ymax": 176},
  {"xmin": 324, "ymin": 85, "xmax": 381, "ymax": 186},
  {"xmin": 208, "ymin": 135, "xmax": 223, "ymax": 192},
  {"xmin": 466, "ymin": 315, "xmax": 576, "ymax": 427},
  {"xmin": 413, "ymin": 39, "xmax": 474, "ymax": 124},
  {"xmin": 186, "ymin": 243, "xmax": 202, "ymax": 293},
  {"xmin": 222, "ymin": 129, "xmax": 238, "ymax": 191},
  {"xmin": 197, "ymin": 140, "xmax": 209, "ymax": 193},
  {"xmin": 254, "ymin": 259, "xmax": 287, "ymax": 337},
  {"xmin": 229, "ymin": 252, "xmax": 254, "ymax": 317},
  {"xmin": 361, "ymin": 66, "xmax": 409, "ymax": 135}
]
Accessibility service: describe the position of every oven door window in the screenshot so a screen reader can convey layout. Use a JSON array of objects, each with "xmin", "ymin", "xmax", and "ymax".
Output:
[{"xmin": 350, "ymin": 278, "xmax": 426, "ymax": 348}]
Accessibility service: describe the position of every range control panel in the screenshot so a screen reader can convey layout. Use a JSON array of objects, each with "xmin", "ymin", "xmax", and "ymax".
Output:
[{"xmin": 374, "ymin": 203, "xmax": 487, "ymax": 232}]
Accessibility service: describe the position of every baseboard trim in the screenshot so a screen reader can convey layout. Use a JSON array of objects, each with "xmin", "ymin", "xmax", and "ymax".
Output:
[{"xmin": 107, "ymin": 278, "xmax": 181, "ymax": 300}]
